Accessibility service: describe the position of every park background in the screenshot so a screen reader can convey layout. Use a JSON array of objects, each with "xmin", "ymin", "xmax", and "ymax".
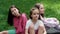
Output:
[{"xmin": 0, "ymin": 0, "xmax": 60, "ymax": 31}]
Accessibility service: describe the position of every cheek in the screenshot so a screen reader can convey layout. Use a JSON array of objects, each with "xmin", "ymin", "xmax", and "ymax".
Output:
[
  {"xmin": 31, "ymin": 15, "xmax": 35, "ymax": 18},
  {"xmin": 15, "ymin": 10, "xmax": 19, "ymax": 13},
  {"xmin": 11, "ymin": 11, "xmax": 16, "ymax": 16},
  {"xmin": 34, "ymin": 15, "xmax": 39, "ymax": 18},
  {"xmin": 40, "ymin": 10, "xmax": 44, "ymax": 13},
  {"xmin": 12, "ymin": 12, "xmax": 15, "ymax": 15},
  {"xmin": 38, "ymin": 15, "xmax": 39, "ymax": 17},
  {"xmin": 37, "ymin": 15, "xmax": 39, "ymax": 18},
  {"xmin": 40, "ymin": 9, "xmax": 43, "ymax": 11}
]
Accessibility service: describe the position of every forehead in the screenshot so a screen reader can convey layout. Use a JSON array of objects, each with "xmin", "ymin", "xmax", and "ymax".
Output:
[
  {"xmin": 11, "ymin": 7, "xmax": 16, "ymax": 9},
  {"xmin": 32, "ymin": 9, "xmax": 39, "ymax": 13},
  {"xmin": 11, "ymin": 7, "xmax": 17, "ymax": 10},
  {"xmin": 40, "ymin": 4, "xmax": 44, "ymax": 7}
]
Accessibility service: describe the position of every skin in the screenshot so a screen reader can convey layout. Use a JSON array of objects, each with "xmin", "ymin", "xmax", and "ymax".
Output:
[
  {"xmin": 31, "ymin": 9, "xmax": 39, "ymax": 24},
  {"xmin": 39, "ymin": 4, "xmax": 45, "ymax": 14},
  {"xmin": 39, "ymin": 4, "xmax": 47, "ymax": 34},
  {"xmin": 0, "ymin": 7, "xmax": 21, "ymax": 34},
  {"xmin": 25, "ymin": 9, "xmax": 39, "ymax": 34},
  {"xmin": 0, "ymin": 4, "xmax": 46, "ymax": 34},
  {"xmin": 11, "ymin": 7, "xmax": 20, "ymax": 17},
  {"xmin": 0, "ymin": 31, "xmax": 8, "ymax": 34},
  {"xmin": 25, "ymin": 8, "xmax": 46, "ymax": 34}
]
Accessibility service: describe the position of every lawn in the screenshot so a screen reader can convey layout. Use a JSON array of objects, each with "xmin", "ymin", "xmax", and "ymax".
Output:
[{"xmin": 0, "ymin": 0, "xmax": 60, "ymax": 31}]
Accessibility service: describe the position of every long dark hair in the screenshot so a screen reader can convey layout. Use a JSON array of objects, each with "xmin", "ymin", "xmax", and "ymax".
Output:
[
  {"xmin": 7, "ymin": 5, "xmax": 20, "ymax": 26},
  {"xmin": 35, "ymin": 3, "xmax": 44, "ymax": 19}
]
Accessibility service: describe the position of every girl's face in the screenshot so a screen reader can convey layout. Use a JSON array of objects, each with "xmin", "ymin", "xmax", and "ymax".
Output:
[
  {"xmin": 39, "ymin": 4, "xmax": 44, "ymax": 14},
  {"xmin": 31, "ymin": 9, "xmax": 39, "ymax": 20},
  {"xmin": 11, "ymin": 7, "xmax": 20, "ymax": 17}
]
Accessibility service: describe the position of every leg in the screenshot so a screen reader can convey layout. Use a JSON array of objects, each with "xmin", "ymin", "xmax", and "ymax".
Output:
[
  {"xmin": 0, "ymin": 32, "xmax": 3, "ymax": 34},
  {"xmin": 0, "ymin": 29, "xmax": 15, "ymax": 34},
  {"xmin": 38, "ymin": 26, "xmax": 44, "ymax": 34},
  {"xmin": 2, "ymin": 31, "xmax": 8, "ymax": 34},
  {"xmin": 29, "ymin": 24, "xmax": 35, "ymax": 34}
]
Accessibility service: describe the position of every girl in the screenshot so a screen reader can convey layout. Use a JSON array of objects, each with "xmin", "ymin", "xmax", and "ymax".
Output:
[
  {"xmin": 25, "ymin": 7, "xmax": 47, "ymax": 34},
  {"xmin": 34, "ymin": 3, "xmax": 60, "ymax": 30},
  {"xmin": 0, "ymin": 5, "xmax": 27, "ymax": 34}
]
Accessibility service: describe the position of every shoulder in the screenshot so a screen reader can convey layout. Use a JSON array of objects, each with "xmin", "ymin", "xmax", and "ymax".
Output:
[
  {"xmin": 27, "ymin": 19, "xmax": 31, "ymax": 23},
  {"xmin": 26, "ymin": 19, "xmax": 32, "ymax": 28},
  {"xmin": 38, "ymin": 20, "xmax": 44, "ymax": 26},
  {"xmin": 38, "ymin": 20, "xmax": 43, "ymax": 23},
  {"xmin": 21, "ymin": 13, "xmax": 27, "ymax": 17},
  {"xmin": 26, "ymin": 19, "xmax": 32, "ymax": 24}
]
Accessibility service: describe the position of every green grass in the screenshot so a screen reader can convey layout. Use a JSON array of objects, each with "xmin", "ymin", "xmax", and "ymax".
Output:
[{"xmin": 0, "ymin": 0, "xmax": 60, "ymax": 31}]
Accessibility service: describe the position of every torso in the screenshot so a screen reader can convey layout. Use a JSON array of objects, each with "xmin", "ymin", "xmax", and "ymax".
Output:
[{"xmin": 26, "ymin": 19, "xmax": 44, "ymax": 30}]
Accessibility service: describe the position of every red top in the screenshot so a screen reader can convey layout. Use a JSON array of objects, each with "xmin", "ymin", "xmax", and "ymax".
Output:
[{"xmin": 13, "ymin": 13, "xmax": 27, "ymax": 34}]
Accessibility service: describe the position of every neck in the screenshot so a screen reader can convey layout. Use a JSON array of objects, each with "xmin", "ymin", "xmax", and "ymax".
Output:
[
  {"xmin": 32, "ymin": 19, "xmax": 37, "ymax": 24},
  {"xmin": 40, "ymin": 14, "xmax": 44, "ymax": 17},
  {"xmin": 16, "ymin": 14, "xmax": 21, "ymax": 17}
]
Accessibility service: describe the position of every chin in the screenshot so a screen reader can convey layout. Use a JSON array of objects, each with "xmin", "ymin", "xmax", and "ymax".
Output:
[
  {"xmin": 40, "ymin": 13, "xmax": 44, "ymax": 14},
  {"xmin": 35, "ymin": 18, "xmax": 38, "ymax": 20}
]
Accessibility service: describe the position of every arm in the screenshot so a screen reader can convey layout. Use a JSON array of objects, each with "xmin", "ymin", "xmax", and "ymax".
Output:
[
  {"xmin": 40, "ymin": 25, "xmax": 47, "ymax": 34},
  {"xmin": 40, "ymin": 15, "xmax": 59, "ymax": 27},
  {"xmin": 22, "ymin": 13, "xmax": 28, "ymax": 31},
  {"xmin": 25, "ymin": 28, "xmax": 28, "ymax": 34},
  {"xmin": 39, "ymin": 21, "xmax": 47, "ymax": 34},
  {"xmin": 43, "ymin": 26, "xmax": 47, "ymax": 34},
  {"xmin": 25, "ymin": 20, "xmax": 30, "ymax": 34},
  {"xmin": 38, "ymin": 25, "xmax": 47, "ymax": 34}
]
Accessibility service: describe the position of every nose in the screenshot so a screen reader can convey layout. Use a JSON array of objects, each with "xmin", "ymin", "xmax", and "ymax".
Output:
[{"xmin": 36, "ymin": 14, "xmax": 38, "ymax": 17}]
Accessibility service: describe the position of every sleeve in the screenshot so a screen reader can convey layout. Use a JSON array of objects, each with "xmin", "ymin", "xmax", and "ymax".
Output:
[
  {"xmin": 43, "ymin": 18, "xmax": 59, "ymax": 27},
  {"xmin": 13, "ymin": 17, "xmax": 18, "ymax": 28},
  {"xmin": 25, "ymin": 20, "xmax": 31, "ymax": 29},
  {"xmin": 39, "ymin": 20, "xmax": 44, "ymax": 27},
  {"xmin": 21, "ymin": 13, "xmax": 28, "ymax": 30}
]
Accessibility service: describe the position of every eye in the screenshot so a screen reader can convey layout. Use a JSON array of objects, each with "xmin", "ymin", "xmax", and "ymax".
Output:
[
  {"xmin": 41, "ymin": 8, "xmax": 43, "ymax": 9},
  {"xmin": 14, "ymin": 9, "xmax": 16, "ymax": 11},
  {"xmin": 33, "ymin": 13, "xmax": 36, "ymax": 15}
]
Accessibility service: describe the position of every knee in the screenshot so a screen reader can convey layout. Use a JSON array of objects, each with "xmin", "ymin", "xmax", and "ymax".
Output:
[
  {"xmin": 0, "ymin": 32, "xmax": 3, "ymax": 34},
  {"xmin": 2, "ymin": 31, "xmax": 8, "ymax": 34},
  {"xmin": 39, "ymin": 26, "xmax": 43, "ymax": 29},
  {"xmin": 38, "ymin": 26, "xmax": 44, "ymax": 31}
]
